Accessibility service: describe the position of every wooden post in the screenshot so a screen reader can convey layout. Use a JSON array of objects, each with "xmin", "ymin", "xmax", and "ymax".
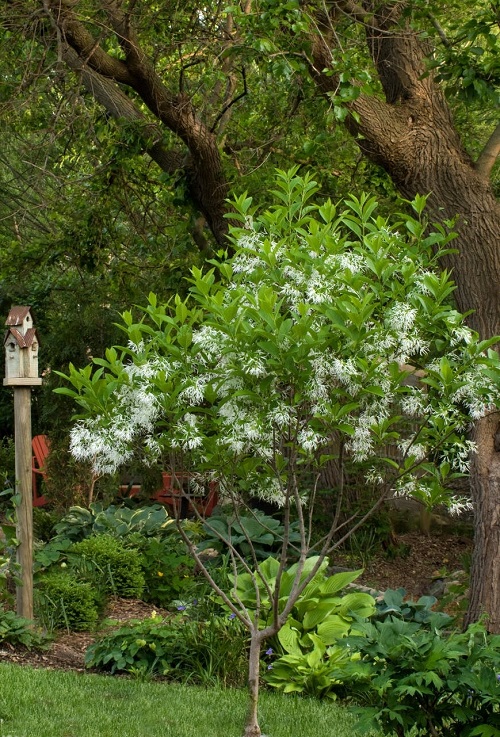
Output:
[
  {"xmin": 3, "ymin": 306, "xmax": 42, "ymax": 620},
  {"xmin": 14, "ymin": 387, "xmax": 34, "ymax": 619}
]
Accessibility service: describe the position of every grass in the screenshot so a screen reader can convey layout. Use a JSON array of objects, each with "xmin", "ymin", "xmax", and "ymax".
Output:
[{"xmin": 0, "ymin": 664, "xmax": 361, "ymax": 737}]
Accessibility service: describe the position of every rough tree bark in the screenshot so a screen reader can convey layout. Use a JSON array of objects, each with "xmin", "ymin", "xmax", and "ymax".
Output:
[{"xmin": 309, "ymin": 0, "xmax": 500, "ymax": 630}]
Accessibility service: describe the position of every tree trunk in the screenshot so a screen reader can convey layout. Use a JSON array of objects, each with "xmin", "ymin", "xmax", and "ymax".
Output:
[
  {"xmin": 349, "ymin": 97, "xmax": 500, "ymax": 633},
  {"xmin": 244, "ymin": 634, "xmax": 262, "ymax": 737},
  {"xmin": 350, "ymin": 96, "xmax": 500, "ymax": 338},
  {"xmin": 464, "ymin": 413, "xmax": 500, "ymax": 629}
]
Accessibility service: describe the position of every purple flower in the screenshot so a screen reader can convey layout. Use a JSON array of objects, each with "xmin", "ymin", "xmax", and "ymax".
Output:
[
  {"xmin": 265, "ymin": 648, "xmax": 273, "ymax": 656},
  {"xmin": 267, "ymin": 664, "xmax": 273, "ymax": 670},
  {"xmin": 229, "ymin": 612, "xmax": 236, "ymax": 620},
  {"xmin": 192, "ymin": 599, "xmax": 198, "ymax": 606},
  {"xmin": 497, "ymin": 674, "xmax": 500, "ymax": 682},
  {"xmin": 177, "ymin": 605, "xmax": 187, "ymax": 611}
]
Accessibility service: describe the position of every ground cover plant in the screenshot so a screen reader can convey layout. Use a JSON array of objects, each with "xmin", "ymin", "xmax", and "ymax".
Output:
[
  {"xmin": 0, "ymin": 608, "xmax": 47, "ymax": 649},
  {"xmin": 85, "ymin": 610, "xmax": 249, "ymax": 687},
  {"xmin": 57, "ymin": 170, "xmax": 500, "ymax": 736},
  {"xmin": 337, "ymin": 618, "xmax": 500, "ymax": 737}
]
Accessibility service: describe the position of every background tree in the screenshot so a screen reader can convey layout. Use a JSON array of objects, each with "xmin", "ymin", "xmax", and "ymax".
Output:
[{"xmin": 296, "ymin": 0, "xmax": 500, "ymax": 629}]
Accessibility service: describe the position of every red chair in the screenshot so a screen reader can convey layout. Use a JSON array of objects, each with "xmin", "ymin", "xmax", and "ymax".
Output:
[
  {"xmin": 32, "ymin": 434, "xmax": 50, "ymax": 507},
  {"xmin": 152, "ymin": 472, "xmax": 219, "ymax": 518}
]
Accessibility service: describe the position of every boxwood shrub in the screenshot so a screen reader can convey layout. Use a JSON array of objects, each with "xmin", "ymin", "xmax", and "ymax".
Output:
[
  {"xmin": 35, "ymin": 571, "xmax": 100, "ymax": 631},
  {"xmin": 70, "ymin": 534, "xmax": 145, "ymax": 599}
]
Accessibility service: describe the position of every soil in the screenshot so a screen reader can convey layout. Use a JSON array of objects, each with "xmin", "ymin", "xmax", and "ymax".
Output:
[
  {"xmin": 341, "ymin": 530, "xmax": 472, "ymax": 597},
  {"xmin": 0, "ymin": 531, "xmax": 473, "ymax": 674}
]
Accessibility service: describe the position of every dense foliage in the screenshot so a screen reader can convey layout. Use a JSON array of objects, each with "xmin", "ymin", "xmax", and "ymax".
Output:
[{"xmin": 340, "ymin": 618, "xmax": 500, "ymax": 737}]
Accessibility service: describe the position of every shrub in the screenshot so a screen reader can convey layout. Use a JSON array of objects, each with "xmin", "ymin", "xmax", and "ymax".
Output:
[
  {"xmin": 0, "ymin": 438, "xmax": 15, "ymax": 493},
  {"xmin": 33, "ymin": 508, "xmax": 59, "ymax": 542},
  {"xmin": 35, "ymin": 571, "xmax": 101, "ymax": 631},
  {"xmin": 42, "ymin": 435, "xmax": 118, "ymax": 508},
  {"xmin": 70, "ymin": 534, "xmax": 145, "ymax": 598},
  {"xmin": 140, "ymin": 536, "xmax": 196, "ymax": 607},
  {"xmin": 0, "ymin": 523, "xmax": 18, "ymax": 606}
]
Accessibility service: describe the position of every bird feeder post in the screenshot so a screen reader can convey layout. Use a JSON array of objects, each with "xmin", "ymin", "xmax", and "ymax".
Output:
[{"xmin": 3, "ymin": 306, "xmax": 42, "ymax": 620}]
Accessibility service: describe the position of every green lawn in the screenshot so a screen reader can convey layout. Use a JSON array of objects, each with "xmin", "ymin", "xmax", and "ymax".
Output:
[{"xmin": 0, "ymin": 664, "xmax": 361, "ymax": 737}]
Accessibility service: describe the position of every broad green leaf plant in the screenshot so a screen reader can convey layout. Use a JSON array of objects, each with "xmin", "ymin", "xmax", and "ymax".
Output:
[{"xmin": 57, "ymin": 168, "xmax": 500, "ymax": 737}]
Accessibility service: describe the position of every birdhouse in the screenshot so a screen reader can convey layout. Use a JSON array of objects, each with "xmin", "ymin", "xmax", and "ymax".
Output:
[{"xmin": 3, "ymin": 306, "xmax": 42, "ymax": 386}]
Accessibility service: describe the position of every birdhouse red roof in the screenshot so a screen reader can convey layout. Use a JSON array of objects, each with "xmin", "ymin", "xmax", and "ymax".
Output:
[
  {"xmin": 3, "ymin": 327, "xmax": 39, "ymax": 349},
  {"xmin": 5, "ymin": 306, "xmax": 33, "ymax": 328}
]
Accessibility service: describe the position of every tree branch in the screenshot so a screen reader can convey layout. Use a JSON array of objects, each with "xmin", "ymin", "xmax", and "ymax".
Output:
[
  {"xmin": 210, "ymin": 67, "xmax": 247, "ymax": 133},
  {"xmin": 42, "ymin": 0, "xmax": 231, "ymax": 247},
  {"xmin": 47, "ymin": 0, "xmax": 133, "ymax": 83},
  {"xmin": 428, "ymin": 12, "xmax": 451, "ymax": 48},
  {"xmin": 63, "ymin": 46, "xmax": 183, "ymax": 175},
  {"xmin": 475, "ymin": 121, "xmax": 500, "ymax": 179},
  {"xmin": 332, "ymin": 0, "xmax": 374, "ymax": 25}
]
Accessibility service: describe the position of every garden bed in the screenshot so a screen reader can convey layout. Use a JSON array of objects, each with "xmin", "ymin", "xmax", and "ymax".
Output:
[
  {"xmin": 0, "ymin": 597, "xmax": 168, "ymax": 672},
  {"xmin": 0, "ymin": 530, "xmax": 473, "ymax": 674}
]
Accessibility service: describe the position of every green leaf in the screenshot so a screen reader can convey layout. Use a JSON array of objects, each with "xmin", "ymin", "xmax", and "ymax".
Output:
[
  {"xmin": 278, "ymin": 621, "xmax": 302, "ymax": 655},
  {"xmin": 321, "ymin": 569, "xmax": 363, "ymax": 595},
  {"xmin": 316, "ymin": 616, "xmax": 351, "ymax": 644}
]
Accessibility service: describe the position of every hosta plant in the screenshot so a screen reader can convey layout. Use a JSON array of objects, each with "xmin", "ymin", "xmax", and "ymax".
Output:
[
  {"xmin": 230, "ymin": 555, "xmax": 374, "ymax": 643},
  {"xmin": 374, "ymin": 587, "xmax": 453, "ymax": 626},
  {"xmin": 198, "ymin": 509, "xmax": 301, "ymax": 560},
  {"xmin": 53, "ymin": 503, "xmax": 173, "ymax": 542},
  {"xmin": 239, "ymin": 556, "xmax": 375, "ymax": 700},
  {"xmin": 264, "ymin": 634, "xmax": 359, "ymax": 700}
]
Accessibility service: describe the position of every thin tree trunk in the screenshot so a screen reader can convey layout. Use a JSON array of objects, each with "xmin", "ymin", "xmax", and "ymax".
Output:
[{"xmin": 245, "ymin": 633, "xmax": 262, "ymax": 737}]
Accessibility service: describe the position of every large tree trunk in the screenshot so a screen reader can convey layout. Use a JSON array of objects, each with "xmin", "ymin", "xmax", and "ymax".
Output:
[
  {"xmin": 467, "ymin": 414, "xmax": 500, "ymax": 629},
  {"xmin": 349, "ymin": 97, "xmax": 500, "ymax": 339},
  {"xmin": 310, "ymin": 1, "xmax": 500, "ymax": 630}
]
